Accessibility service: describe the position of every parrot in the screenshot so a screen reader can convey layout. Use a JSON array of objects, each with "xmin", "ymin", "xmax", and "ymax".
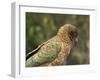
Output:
[{"xmin": 26, "ymin": 24, "xmax": 79, "ymax": 67}]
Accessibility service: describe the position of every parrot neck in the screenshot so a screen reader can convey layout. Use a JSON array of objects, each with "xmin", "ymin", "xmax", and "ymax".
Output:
[{"xmin": 57, "ymin": 31, "xmax": 72, "ymax": 46}]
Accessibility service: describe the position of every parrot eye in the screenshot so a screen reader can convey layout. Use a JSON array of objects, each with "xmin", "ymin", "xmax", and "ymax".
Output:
[
  {"xmin": 69, "ymin": 31, "xmax": 78, "ymax": 41},
  {"xmin": 70, "ymin": 31, "xmax": 78, "ymax": 38}
]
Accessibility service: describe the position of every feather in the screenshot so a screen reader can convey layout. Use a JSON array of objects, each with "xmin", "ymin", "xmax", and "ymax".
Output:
[{"xmin": 26, "ymin": 24, "xmax": 78, "ymax": 67}]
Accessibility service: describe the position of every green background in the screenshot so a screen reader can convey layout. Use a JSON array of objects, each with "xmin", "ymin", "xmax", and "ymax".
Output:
[{"xmin": 26, "ymin": 12, "xmax": 89, "ymax": 65}]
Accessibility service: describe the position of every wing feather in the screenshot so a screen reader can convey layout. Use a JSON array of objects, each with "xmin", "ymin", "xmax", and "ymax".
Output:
[{"xmin": 26, "ymin": 37, "xmax": 61, "ymax": 67}]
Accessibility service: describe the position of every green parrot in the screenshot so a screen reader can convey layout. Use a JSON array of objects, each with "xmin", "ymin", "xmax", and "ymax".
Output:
[{"xmin": 26, "ymin": 24, "xmax": 78, "ymax": 67}]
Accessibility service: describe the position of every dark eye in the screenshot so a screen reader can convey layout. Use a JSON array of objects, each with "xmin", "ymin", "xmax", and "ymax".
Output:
[{"xmin": 70, "ymin": 32, "xmax": 78, "ymax": 38}]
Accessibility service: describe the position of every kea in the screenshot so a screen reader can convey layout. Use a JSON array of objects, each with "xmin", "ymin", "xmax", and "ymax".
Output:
[{"xmin": 26, "ymin": 24, "xmax": 78, "ymax": 67}]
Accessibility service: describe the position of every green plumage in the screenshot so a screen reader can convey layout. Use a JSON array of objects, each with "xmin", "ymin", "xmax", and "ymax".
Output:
[
  {"xmin": 26, "ymin": 36, "xmax": 61, "ymax": 67},
  {"xmin": 26, "ymin": 24, "xmax": 78, "ymax": 67}
]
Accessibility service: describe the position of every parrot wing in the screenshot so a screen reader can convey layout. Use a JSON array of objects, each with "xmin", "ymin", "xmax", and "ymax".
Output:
[
  {"xmin": 26, "ymin": 42, "xmax": 46, "ymax": 60},
  {"xmin": 26, "ymin": 37, "xmax": 61, "ymax": 67}
]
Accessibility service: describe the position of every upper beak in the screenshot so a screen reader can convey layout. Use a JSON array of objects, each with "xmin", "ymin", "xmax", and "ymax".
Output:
[{"xmin": 75, "ymin": 38, "xmax": 78, "ymax": 46}]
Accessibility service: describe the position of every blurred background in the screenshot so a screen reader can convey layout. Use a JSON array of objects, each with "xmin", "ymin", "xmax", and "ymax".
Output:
[{"xmin": 26, "ymin": 12, "xmax": 89, "ymax": 65}]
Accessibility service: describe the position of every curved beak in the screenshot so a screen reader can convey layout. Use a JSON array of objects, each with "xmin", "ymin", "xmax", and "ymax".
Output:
[{"xmin": 74, "ymin": 38, "xmax": 78, "ymax": 46}]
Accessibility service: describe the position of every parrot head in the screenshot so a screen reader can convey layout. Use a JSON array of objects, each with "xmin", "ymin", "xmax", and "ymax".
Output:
[{"xmin": 57, "ymin": 24, "xmax": 79, "ymax": 47}]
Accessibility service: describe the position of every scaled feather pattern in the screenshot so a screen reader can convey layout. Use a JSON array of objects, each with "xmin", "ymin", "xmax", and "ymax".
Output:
[{"xmin": 26, "ymin": 24, "xmax": 78, "ymax": 67}]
